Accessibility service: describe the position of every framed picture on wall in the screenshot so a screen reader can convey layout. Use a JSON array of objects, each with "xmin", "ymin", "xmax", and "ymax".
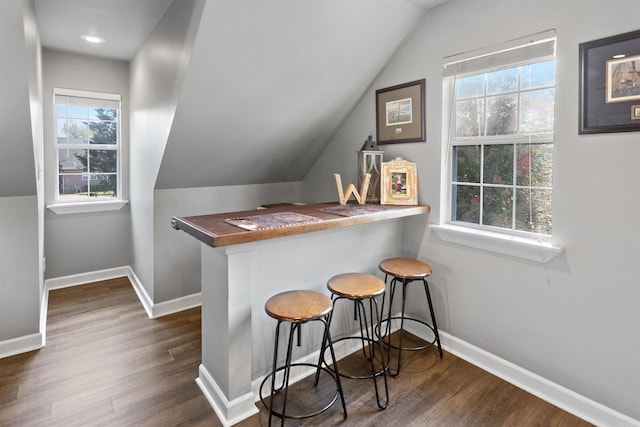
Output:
[
  {"xmin": 579, "ymin": 29, "xmax": 640, "ymax": 134},
  {"xmin": 375, "ymin": 79, "xmax": 426, "ymax": 144},
  {"xmin": 380, "ymin": 157, "xmax": 418, "ymax": 205}
]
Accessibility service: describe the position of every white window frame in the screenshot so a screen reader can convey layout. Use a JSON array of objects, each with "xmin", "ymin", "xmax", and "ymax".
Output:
[
  {"xmin": 47, "ymin": 88, "xmax": 127, "ymax": 214},
  {"xmin": 432, "ymin": 30, "xmax": 563, "ymax": 262}
]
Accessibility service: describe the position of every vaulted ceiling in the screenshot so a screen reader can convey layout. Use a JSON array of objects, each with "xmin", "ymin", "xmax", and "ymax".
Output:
[
  {"xmin": 34, "ymin": 0, "xmax": 451, "ymax": 190},
  {"xmin": 35, "ymin": 0, "xmax": 448, "ymax": 62}
]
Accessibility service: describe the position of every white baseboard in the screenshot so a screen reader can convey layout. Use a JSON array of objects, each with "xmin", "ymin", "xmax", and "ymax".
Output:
[
  {"xmin": 126, "ymin": 268, "xmax": 201, "ymax": 319},
  {"xmin": 403, "ymin": 322, "xmax": 639, "ymax": 427},
  {"xmin": 124, "ymin": 267, "xmax": 154, "ymax": 318},
  {"xmin": 45, "ymin": 266, "xmax": 132, "ymax": 290},
  {"xmin": 0, "ymin": 332, "xmax": 44, "ymax": 359},
  {"xmin": 194, "ymin": 329, "xmax": 368, "ymax": 425},
  {"xmin": 196, "ymin": 364, "xmax": 259, "ymax": 427},
  {"xmin": 2, "ymin": 266, "xmax": 202, "ymax": 360},
  {"xmin": 1, "ymin": 266, "xmax": 204, "ymax": 362},
  {"xmin": 43, "ymin": 266, "xmax": 202, "ymax": 320}
]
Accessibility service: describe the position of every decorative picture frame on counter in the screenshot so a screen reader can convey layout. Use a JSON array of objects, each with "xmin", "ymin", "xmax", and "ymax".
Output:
[
  {"xmin": 579, "ymin": 29, "xmax": 640, "ymax": 134},
  {"xmin": 375, "ymin": 79, "xmax": 426, "ymax": 144},
  {"xmin": 380, "ymin": 157, "xmax": 418, "ymax": 205}
]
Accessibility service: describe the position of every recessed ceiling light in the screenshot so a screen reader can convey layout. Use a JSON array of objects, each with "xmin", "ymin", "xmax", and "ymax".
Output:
[{"xmin": 81, "ymin": 34, "xmax": 105, "ymax": 44}]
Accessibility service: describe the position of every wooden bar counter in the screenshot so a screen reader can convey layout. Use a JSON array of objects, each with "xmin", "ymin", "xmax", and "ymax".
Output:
[
  {"xmin": 172, "ymin": 202, "xmax": 429, "ymax": 426},
  {"xmin": 172, "ymin": 202, "xmax": 430, "ymax": 247}
]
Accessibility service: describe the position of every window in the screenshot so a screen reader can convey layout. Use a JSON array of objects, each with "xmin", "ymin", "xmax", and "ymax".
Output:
[
  {"xmin": 54, "ymin": 89, "xmax": 121, "ymax": 202},
  {"xmin": 443, "ymin": 31, "xmax": 556, "ymax": 240}
]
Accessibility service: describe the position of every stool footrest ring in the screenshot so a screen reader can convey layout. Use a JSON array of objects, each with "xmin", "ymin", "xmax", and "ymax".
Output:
[
  {"xmin": 321, "ymin": 336, "xmax": 389, "ymax": 380},
  {"xmin": 259, "ymin": 362, "xmax": 341, "ymax": 421},
  {"xmin": 378, "ymin": 316, "xmax": 438, "ymax": 351}
]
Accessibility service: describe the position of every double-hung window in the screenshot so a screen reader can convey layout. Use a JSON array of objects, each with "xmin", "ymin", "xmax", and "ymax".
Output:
[
  {"xmin": 54, "ymin": 88, "xmax": 121, "ymax": 203},
  {"xmin": 442, "ymin": 31, "xmax": 557, "ymax": 243}
]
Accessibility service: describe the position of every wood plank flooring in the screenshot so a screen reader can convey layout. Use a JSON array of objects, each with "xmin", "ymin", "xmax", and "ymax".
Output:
[{"xmin": 0, "ymin": 277, "xmax": 592, "ymax": 426}]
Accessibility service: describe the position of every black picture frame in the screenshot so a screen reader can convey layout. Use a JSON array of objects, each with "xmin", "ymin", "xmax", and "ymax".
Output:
[
  {"xmin": 579, "ymin": 29, "xmax": 640, "ymax": 134},
  {"xmin": 375, "ymin": 79, "xmax": 426, "ymax": 144}
]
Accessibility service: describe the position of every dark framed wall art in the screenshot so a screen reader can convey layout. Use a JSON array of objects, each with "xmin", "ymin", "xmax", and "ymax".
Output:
[
  {"xmin": 579, "ymin": 29, "xmax": 640, "ymax": 134},
  {"xmin": 375, "ymin": 79, "xmax": 426, "ymax": 144}
]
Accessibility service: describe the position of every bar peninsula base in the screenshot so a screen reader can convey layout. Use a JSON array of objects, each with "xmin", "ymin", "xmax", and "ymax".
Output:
[{"xmin": 172, "ymin": 203, "xmax": 429, "ymax": 426}]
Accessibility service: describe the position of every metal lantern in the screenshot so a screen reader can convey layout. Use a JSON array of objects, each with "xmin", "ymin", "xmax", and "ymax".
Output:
[{"xmin": 357, "ymin": 135, "xmax": 384, "ymax": 203}]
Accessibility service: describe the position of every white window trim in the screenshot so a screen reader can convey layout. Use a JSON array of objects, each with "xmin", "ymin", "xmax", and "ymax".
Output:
[
  {"xmin": 436, "ymin": 30, "xmax": 564, "ymax": 262},
  {"xmin": 50, "ymin": 88, "xmax": 124, "ymax": 215},
  {"xmin": 47, "ymin": 200, "xmax": 128, "ymax": 215},
  {"xmin": 430, "ymin": 223, "xmax": 563, "ymax": 263}
]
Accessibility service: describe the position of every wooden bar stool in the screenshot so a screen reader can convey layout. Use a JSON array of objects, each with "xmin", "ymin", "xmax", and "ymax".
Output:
[
  {"xmin": 318, "ymin": 273, "xmax": 389, "ymax": 409},
  {"xmin": 378, "ymin": 258, "xmax": 443, "ymax": 377},
  {"xmin": 259, "ymin": 290, "xmax": 347, "ymax": 426}
]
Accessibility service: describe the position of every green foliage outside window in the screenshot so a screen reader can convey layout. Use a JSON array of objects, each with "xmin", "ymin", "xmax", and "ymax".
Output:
[
  {"xmin": 451, "ymin": 60, "xmax": 555, "ymax": 236},
  {"xmin": 57, "ymin": 102, "xmax": 119, "ymax": 200}
]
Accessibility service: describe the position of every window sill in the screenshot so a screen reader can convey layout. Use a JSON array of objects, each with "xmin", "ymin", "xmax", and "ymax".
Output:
[
  {"xmin": 47, "ymin": 200, "xmax": 129, "ymax": 215},
  {"xmin": 430, "ymin": 224, "xmax": 563, "ymax": 263}
]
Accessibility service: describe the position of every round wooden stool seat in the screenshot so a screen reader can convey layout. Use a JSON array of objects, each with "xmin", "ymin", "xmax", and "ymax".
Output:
[
  {"xmin": 378, "ymin": 257, "xmax": 432, "ymax": 280},
  {"xmin": 327, "ymin": 273, "xmax": 385, "ymax": 300},
  {"xmin": 265, "ymin": 290, "xmax": 333, "ymax": 322}
]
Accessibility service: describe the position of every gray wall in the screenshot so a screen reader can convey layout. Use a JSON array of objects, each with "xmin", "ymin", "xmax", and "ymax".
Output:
[
  {"xmin": 0, "ymin": 0, "xmax": 37, "ymax": 197},
  {"xmin": 130, "ymin": 0, "xmax": 205, "ymax": 301},
  {"xmin": 0, "ymin": 0, "xmax": 42, "ymax": 343},
  {"xmin": 0, "ymin": 197, "xmax": 39, "ymax": 341},
  {"xmin": 153, "ymin": 182, "xmax": 303, "ymax": 302},
  {"xmin": 42, "ymin": 50, "xmax": 130, "ymax": 279},
  {"xmin": 304, "ymin": 0, "xmax": 640, "ymax": 420}
]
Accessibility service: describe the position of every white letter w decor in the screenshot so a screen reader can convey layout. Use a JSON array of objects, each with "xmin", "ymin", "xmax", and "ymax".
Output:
[{"xmin": 334, "ymin": 173, "xmax": 371, "ymax": 205}]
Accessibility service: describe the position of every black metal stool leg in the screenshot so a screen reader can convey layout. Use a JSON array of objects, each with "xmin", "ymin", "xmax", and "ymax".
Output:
[
  {"xmin": 322, "ymin": 316, "xmax": 348, "ymax": 419},
  {"xmin": 370, "ymin": 297, "xmax": 389, "ymax": 409},
  {"xmin": 314, "ymin": 308, "xmax": 333, "ymax": 385},
  {"xmin": 422, "ymin": 278, "xmax": 443, "ymax": 358},
  {"xmin": 269, "ymin": 321, "xmax": 283, "ymax": 396},
  {"xmin": 280, "ymin": 323, "xmax": 299, "ymax": 426},
  {"xmin": 382, "ymin": 274, "xmax": 393, "ymax": 340},
  {"xmin": 382, "ymin": 277, "xmax": 397, "ymax": 347},
  {"xmin": 390, "ymin": 278, "xmax": 409, "ymax": 377},
  {"xmin": 361, "ymin": 298, "xmax": 375, "ymax": 360},
  {"xmin": 269, "ymin": 322, "xmax": 297, "ymax": 427}
]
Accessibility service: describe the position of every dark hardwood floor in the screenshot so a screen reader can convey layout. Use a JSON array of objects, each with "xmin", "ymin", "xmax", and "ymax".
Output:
[{"xmin": 0, "ymin": 277, "xmax": 592, "ymax": 426}]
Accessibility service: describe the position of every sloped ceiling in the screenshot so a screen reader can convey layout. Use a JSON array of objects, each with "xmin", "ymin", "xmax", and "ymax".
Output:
[
  {"xmin": 155, "ymin": 0, "xmax": 430, "ymax": 189},
  {"xmin": 0, "ymin": 0, "xmax": 37, "ymax": 197},
  {"xmin": 33, "ymin": 0, "xmax": 450, "ymax": 191}
]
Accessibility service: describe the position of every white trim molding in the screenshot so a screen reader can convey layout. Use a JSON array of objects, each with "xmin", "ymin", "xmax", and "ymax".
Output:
[
  {"xmin": 126, "ymin": 267, "xmax": 201, "ymax": 319},
  {"xmin": 2, "ymin": 266, "xmax": 202, "ymax": 361},
  {"xmin": 0, "ymin": 333, "xmax": 44, "ymax": 360},
  {"xmin": 44, "ymin": 266, "xmax": 201, "ymax": 319},
  {"xmin": 430, "ymin": 223, "xmax": 563, "ymax": 263},
  {"xmin": 46, "ymin": 200, "xmax": 129, "ymax": 215},
  {"xmin": 196, "ymin": 364, "xmax": 259, "ymax": 427},
  {"xmin": 45, "ymin": 265, "xmax": 132, "ymax": 290}
]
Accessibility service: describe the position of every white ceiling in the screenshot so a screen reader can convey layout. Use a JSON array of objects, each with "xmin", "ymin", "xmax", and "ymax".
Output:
[
  {"xmin": 35, "ymin": 0, "xmax": 174, "ymax": 60},
  {"xmin": 34, "ymin": 0, "xmax": 450, "ymax": 61}
]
